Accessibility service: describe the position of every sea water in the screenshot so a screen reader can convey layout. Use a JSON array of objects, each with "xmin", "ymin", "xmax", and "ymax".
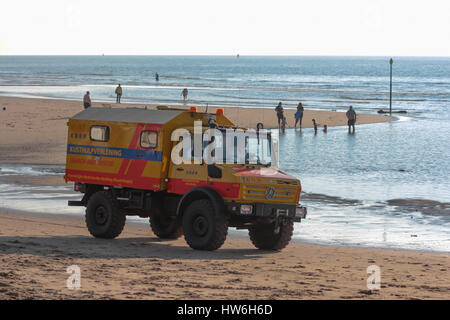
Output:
[{"xmin": 0, "ymin": 56, "xmax": 449, "ymax": 251}]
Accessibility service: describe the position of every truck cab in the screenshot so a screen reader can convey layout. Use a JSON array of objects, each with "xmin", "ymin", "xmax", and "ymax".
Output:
[{"xmin": 66, "ymin": 106, "xmax": 306, "ymax": 251}]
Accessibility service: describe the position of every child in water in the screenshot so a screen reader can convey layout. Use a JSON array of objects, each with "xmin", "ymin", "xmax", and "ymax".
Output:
[
  {"xmin": 281, "ymin": 116, "xmax": 287, "ymax": 133},
  {"xmin": 312, "ymin": 119, "xmax": 318, "ymax": 134}
]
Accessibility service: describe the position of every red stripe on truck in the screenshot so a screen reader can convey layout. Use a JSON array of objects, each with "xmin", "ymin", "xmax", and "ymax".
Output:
[
  {"xmin": 66, "ymin": 169, "xmax": 161, "ymax": 191},
  {"xmin": 167, "ymin": 178, "xmax": 240, "ymax": 198}
]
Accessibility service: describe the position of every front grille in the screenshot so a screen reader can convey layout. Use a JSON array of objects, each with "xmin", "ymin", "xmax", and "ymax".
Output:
[{"xmin": 242, "ymin": 185, "xmax": 298, "ymax": 202}]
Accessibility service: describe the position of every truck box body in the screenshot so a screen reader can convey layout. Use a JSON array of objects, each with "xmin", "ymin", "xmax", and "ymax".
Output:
[{"xmin": 66, "ymin": 107, "xmax": 238, "ymax": 197}]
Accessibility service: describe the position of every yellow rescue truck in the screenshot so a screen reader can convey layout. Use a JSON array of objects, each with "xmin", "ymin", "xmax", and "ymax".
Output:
[{"xmin": 65, "ymin": 106, "xmax": 306, "ymax": 251}]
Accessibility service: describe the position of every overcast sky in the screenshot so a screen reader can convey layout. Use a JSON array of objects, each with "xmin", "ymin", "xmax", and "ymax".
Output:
[{"xmin": 1, "ymin": 0, "xmax": 449, "ymax": 56}]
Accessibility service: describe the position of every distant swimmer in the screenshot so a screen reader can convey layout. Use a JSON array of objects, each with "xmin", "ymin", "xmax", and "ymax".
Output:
[
  {"xmin": 294, "ymin": 102, "xmax": 304, "ymax": 129},
  {"xmin": 346, "ymin": 105, "xmax": 357, "ymax": 134},
  {"xmin": 182, "ymin": 88, "xmax": 188, "ymax": 101},
  {"xmin": 115, "ymin": 84, "xmax": 122, "ymax": 104},
  {"xmin": 155, "ymin": 72, "xmax": 159, "ymax": 81},
  {"xmin": 83, "ymin": 91, "xmax": 91, "ymax": 109},
  {"xmin": 275, "ymin": 102, "xmax": 284, "ymax": 129}
]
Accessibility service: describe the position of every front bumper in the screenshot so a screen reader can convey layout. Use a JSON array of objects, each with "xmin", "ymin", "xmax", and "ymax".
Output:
[{"xmin": 226, "ymin": 202, "xmax": 307, "ymax": 222}]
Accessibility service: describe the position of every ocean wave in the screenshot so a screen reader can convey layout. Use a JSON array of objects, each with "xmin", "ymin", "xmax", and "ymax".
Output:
[
  {"xmin": 80, "ymin": 73, "xmax": 113, "ymax": 77},
  {"xmin": 1, "ymin": 79, "xmax": 449, "ymax": 98},
  {"xmin": 340, "ymin": 95, "xmax": 426, "ymax": 102},
  {"xmin": 162, "ymin": 74, "xmax": 226, "ymax": 82}
]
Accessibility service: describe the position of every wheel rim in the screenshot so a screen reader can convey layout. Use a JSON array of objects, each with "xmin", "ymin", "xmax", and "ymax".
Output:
[
  {"xmin": 192, "ymin": 215, "xmax": 208, "ymax": 236},
  {"xmin": 94, "ymin": 206, "xmax": 109, "ymax": 225}
]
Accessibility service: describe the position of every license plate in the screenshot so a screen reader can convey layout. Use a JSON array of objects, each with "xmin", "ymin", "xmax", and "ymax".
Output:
[{"xmin": 276, "ymin": 208, "xmax": 288, "ymax": 215}]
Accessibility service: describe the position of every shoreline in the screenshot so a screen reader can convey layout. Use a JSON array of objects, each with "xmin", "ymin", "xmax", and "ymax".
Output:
[
  {"xmin": 0, "ymin": 208, "xmax": 449, "ymax": 299},
  {"xmin": 0, "ymin": 95, "xmax": 396, "ymax": 165},
  {"xmin": 1, "ymin": 164, "xmax": 448, "ymax": 255},
  {"xmin": 1, "ymin": 204, "xmax": 448, "ymax": 256}
]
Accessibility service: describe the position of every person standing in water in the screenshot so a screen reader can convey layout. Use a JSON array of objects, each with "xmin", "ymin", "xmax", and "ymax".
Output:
[
  {"xmin": 155, "ymin": 72, "xmax": 159, "ymax": 81},
  {"xmin": 83, "ymin": 91, "xmax": 91, "ymax": 109},
  {"xmin": 294, "ymin": 102, "xmax": 304, "ymax": 129},
  {"xmin": 281, "ymin": 116, "xmax": 287, "ymax": 134},
  {"xmin": 182, "ymin": 88, "xmax": 188, "ymax": 101},
  {"xmin": 346, "ymin": 105, "xmax": 357, "ymax": 134},
  {"xmin": 312, "ymin": 119, "xmax": 318, "ymax": 135},
  {"xmin": 115, "ymin": 84, "xmax": 122, "ymax": 104},
  {"xmin": 275, "ymin": 102, "xmax": 284, "ymax": 129}
]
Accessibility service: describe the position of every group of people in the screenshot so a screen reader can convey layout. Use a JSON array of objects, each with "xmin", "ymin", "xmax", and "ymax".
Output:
[
  {"xmin": 83, "ymin": 86, "xmax": 357, "ymax": 135},
  {"xmin": 275, "ymin": 101, "xmax": 305, "ymax": 133},
  {"xmin": 274, "ymin": 102, "xmax": 357, "ymax": 134},
  {"xmin": 82, "ymin": 84, "xmax": 123, "ymax": 109},
  {"xmin": 83, "ymin": 82, "xmax": 190, "ymax": 109}
]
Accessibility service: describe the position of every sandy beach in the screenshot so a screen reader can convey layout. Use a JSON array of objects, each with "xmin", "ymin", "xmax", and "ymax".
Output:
[
  {"xmin": 0, "ymin": 96, "xmax": 394, "ymax": 164},
  {"xmin": 0, "ymin": 208, "xmax": 449, "ymax": 300},
  {"xmin": 1, "ymin": 95, "xmax": 449, "ymax": 300}
]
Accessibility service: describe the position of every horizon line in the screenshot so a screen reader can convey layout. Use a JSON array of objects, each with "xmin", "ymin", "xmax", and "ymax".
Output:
[{"xmin": 1, "ymin": 54, "xmax": 450, "ymax": 58}]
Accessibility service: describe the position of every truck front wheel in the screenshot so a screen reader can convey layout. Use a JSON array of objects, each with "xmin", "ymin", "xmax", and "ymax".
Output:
[
  {"xmin": 182, "ymin": 199, "xmax": 228, "ymax": 251},
  {"xmin": 85, "ymin": 191, "xmax": 126, "ymax": 239},
  {"xmin": 249, "ymin": 220, "xmax": 294, "ymax": 250},
  {"xmin": 149, "ymin": 209, "xmax": 183, "ymax": 239}
]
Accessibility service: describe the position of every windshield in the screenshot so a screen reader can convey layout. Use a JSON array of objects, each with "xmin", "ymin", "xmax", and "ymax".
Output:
[
  {"xmin": 178, "ymin": 128, "xmax": 278, "ymax": 167},
  {"xmin": 222, "ymin": 129, "xmax": 275, "ymax": 166},
  {"xmin": 244, "ymin": 133, "xmax": 272, "ymax": 166}
]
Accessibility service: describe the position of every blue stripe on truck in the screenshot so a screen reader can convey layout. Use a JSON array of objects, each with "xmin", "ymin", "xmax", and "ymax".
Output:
[{"xmin": 67, "ymin": 144, "xmax": 163, "ymax": 161}]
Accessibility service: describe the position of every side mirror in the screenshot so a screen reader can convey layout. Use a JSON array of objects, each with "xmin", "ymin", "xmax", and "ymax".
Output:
[{"xmin": 207, "ymin": 164, "xmax": 222, "ymax": 179}]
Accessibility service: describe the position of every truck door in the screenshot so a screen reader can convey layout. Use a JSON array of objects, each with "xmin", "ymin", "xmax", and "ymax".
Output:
[{"xmin": 167, "ymin": 133, "xmax": 209, "ymax": 194}]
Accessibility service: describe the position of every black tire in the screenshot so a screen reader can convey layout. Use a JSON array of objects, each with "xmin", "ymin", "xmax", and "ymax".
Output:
[
  {"xmin": 249, "ymin": 219, "xmax": 294, "ymax": 250},
  {"xmin": 85, "ymin": 191, "xmax": 126, "ymax": 239},
  {"xmin": 182, "ymin": 199, "xmax": 228, "ymax": 251},
  {"xmin": 149, "ymin": 209, "xmax": 183, "ymax": 239}
]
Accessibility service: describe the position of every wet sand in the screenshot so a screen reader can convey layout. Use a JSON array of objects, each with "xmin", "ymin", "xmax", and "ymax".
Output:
[
  {"xmin": 0, "ymin": 96, "xmax": 395, "ymax": 164},
  {"xmin": 0, "ymin": 209, "xmax": 448, "ymax": 300}
]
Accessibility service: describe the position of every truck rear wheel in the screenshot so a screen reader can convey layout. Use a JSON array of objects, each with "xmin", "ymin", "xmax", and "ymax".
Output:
[
  {"xmin": 249, "ymin": 220, "xmax": 294, "ymax": 251},
  {"xmin": 149, "ymin": 209, "xmax": 183, "ymax": 239},
  {"xmin": 182, "ymin": 199, "xmax": 228, "ymax": 251},
  {"xmin": 85, "ymin": 191, "xmax": 126, "ymax": 239}
]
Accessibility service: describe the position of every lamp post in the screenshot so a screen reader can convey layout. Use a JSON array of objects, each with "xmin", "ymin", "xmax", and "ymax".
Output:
[{"xmin": 389, "ymin": 58, "xmax": 393, "ymax": 115}]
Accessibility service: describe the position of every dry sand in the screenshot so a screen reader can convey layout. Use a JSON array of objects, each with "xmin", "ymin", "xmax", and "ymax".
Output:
[
  {"xmin": 0, "ymin": 96, "xmax": 395, "ymax": 164},
  {"xmin": 2, "ymin": 95, "xmax": 448, "ymax": 300},
  {"xmin": 0, "ymin": 209, "xmax": 448, "ymax": 300}
]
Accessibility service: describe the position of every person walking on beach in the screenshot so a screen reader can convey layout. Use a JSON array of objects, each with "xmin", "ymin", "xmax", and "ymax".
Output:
[
  {"xmin": 275, "ymin": 102, "xmax": 284, "ymax": 129},
  {"xmin": 115, "ymin": 84, "xmax": 122, "ymax": 104},
  {"xmin": 182, "ymin": 88, "xmax": 188, "ymax": 101},
  {"xmin": 346, "ymin": 105, "xmax": 357, "ymax": 134},
  {"xmin": 295, "ymin": 102, "xmax": 304, "ymax": 129},
  {"xmin": 83, "ymin": 91, "xmax": 91, "ymax": 109}
]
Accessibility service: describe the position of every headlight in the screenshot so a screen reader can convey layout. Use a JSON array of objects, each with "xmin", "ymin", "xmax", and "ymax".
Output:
[
  {"xmin": 240, "ymin": 205, "xmax": 253, "ymax": 215},
  {"xmin": 295, "ymin": 206, "xmax": 307, "ymax": 219}
]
